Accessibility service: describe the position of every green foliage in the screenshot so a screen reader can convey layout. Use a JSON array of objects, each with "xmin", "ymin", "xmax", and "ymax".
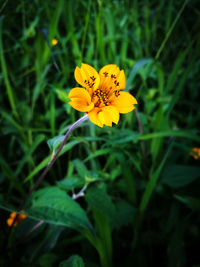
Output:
[
  {"xmin": 59, "ymin": 255, "xmax": 85, "ymax": 267},
  {"xmin": 27, "ymin": 187, "xmax": 94, "ymax": 232},
  {"xmin": 162, "ymin": 164, "xmax": 200, "ymax": 188},
  {"xmin": 0, "ymin": 0, "xmax": 200, "ymax": 266}
]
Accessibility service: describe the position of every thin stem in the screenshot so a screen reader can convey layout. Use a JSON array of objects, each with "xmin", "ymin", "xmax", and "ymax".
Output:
[
  {"xmin": 19, "ymin": 114, "xmax": 89, "ymax": 211},
  {"xmin": 72, "ymin": 185, "xmax": 88, "ymax": 200},
  {"xmin": 25, "ymin": 220, "xmax": 44, "ymax": 237}
]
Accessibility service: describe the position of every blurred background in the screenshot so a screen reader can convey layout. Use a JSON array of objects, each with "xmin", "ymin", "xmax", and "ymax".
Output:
[{"xmin": 0, "ymin": 0, "xmax": 200, "ymax": 266}]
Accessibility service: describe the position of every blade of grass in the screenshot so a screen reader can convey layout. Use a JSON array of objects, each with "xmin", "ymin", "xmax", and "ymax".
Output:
[
  {"xmin": 155, "ymin": 0, "xmax": 188, "ymax": 60},
  {"xmin": 138, "ymin": 131, "xmax": 200, "ymax": 143},
  {"xmin": 139, "ymin": 142, "xmax": 173, "ymax": 213},
  {"xmin": 0, "ymin": 19, "xmax": 19, "ymax": 119},
  {"xmin": 15, "ymin": 134, "xmax": 45, "ymax": 177}
]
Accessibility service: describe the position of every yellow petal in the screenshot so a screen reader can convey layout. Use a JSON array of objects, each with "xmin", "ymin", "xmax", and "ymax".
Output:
[
  {"xmin": 19, "ymin": 214, "xmax": 26, "ymax": 220},
  {"xmin": 99, "ymin": 64, "xmax": 125, "ymax": 91},
  {"xmin": 10, "ymin": 212, "xmax": 17, "ymax": 219},
  {"xmin": 69, "ymin": 87, "xmax": 94, "ymax": 112},
  {"xmin": 117, "ymin": 70, "xmax": 126, "ymax": 89},
  {"xmin": 7, "ymin": 218, "xmax": 14, "ymax": 227},
  {"xmin": 99, "ymin": 64, "xmax": 120, "ymax": 77},
  {"xmin": 112, "ymin": 91, "xmax": 137, "ymax": 114},
  {"xmin": 98, "ymin": 111, "xmax": 112, "ymax": 127},
  {"xmin": 88, "ymin": 108, "xmax": 103, "ymax": 127},
  {"xmin": 98, "ymin": 106, "xmax": 119, "ymax": 127},
  {"xmin": 69, "ymin": 87, "xmax": 91, "ymax": 103},
  {"xmin": 74, "ymin": 63, "xmax": 100, "ymax": 91}
]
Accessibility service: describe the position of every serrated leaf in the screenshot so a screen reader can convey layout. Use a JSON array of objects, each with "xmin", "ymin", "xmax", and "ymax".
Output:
[{"xmin": 27, "ymin": 187, "xmax": 94, "ymax": 233}]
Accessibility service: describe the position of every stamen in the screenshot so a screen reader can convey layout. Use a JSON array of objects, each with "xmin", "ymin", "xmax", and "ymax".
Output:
[
  {"xmin": 114, "ymin": 90, "xmax": 120, "ymax": 97},
  {"xmin": 93, "ymin": 89, "xmax": 109, "ymax": 107},
  {"xmin": 114, "ymin": 80, "xmax": 119, "ymax": 86},
  {"xmin": 90, "ymin": 76, "xmax": 96, "ymax": 81},
  {"xmin": 84, "ymin": 79, "xmax": 95, "ymax": 88}
]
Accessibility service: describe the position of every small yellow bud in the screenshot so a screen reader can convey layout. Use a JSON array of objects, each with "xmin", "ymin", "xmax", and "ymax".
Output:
[{"xmin": 52, "ymin": 38, "xmax": 58, "ymax": 46}]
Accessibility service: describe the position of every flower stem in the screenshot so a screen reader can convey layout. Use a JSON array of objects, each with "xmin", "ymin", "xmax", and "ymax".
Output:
[{"xmin": 19, "ymin": 114, "xmax": 89, "ymax": 211}]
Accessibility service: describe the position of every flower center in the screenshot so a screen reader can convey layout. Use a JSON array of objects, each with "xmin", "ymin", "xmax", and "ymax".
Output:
[
  {"xmin": 92, "ymin": 88, "xmax": 121, "ymax": 107},
  {"xmin": 93, "ymin": 89, "xmax": 109, "ymax": 107}
]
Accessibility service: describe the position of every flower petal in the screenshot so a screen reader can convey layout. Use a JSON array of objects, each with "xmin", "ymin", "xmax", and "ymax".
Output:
[
  {"xmin": 98, "ymin": 111, "xmax": 112, "ymax": 127},
  {"xmin": 98, "ymin": 106, "xmax": 119, "ymax": 126},
  {"xmin": 7, "ymin": 218, "xmax": 14, "ymax": 227},
  {"xmin": 99, "ymin": 64, "xmax": 126, "ymax": 91},
  {"xmin": 117, "ymin": 70, "xmax": 126, "ymax": 89},
  {"xmin": 74, "ymin": 63, "xmax": 100, "ymax": 92},
  {"xmin": 99, "ymin": 64, "xmax": 120, "ymax": 77},
  {"xmin": 69, "ymin": 87, "xmax": 94, "ymax": 112},
  {"xmin": 112, "ymin": 91, "xmax": 137, "ymax": 114},
  {"xmin": 88, "ymin": 108, "xmax": 103, "ymax": 128}
]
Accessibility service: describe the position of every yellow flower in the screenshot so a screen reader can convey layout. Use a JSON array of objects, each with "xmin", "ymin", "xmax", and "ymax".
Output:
[
  {"xmin": 190, "ymin": 147, "xmax": 200, "ymax": 159},
  {"xmin": 51, "ymin": 38, "xmax": 58, "ymax": 46},
  {"xmin": 68, "ymin": 63, "xmax": 137, "ymax": 127},
  {"xmin": 6, "ymin": 211, "xmax": 26, "ymax": 227}
]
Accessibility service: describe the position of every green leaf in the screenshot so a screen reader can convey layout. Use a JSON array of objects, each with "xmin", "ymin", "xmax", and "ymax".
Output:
[
  {"xmin": 27, "ymin": 187, "xmax": 94, "ymax": 233},
  {"xmin": 106, "ymin": 129, "xmax": 140, "ymax": 145},
  {"xmin": 84, "ymin": 148, "xmax": 112, "ymax": 162},
  {"xmin": 15, "ymin": 134, "xmax": 45, "ymax": 176},
  {"xmin": 137, "ymin": 131, "xmax": 200, "ymax": 143},
  {"xmin": 39, "ymin": 253, "xmax": 58, "ymax": 267},
  {"xmin": 59, "ymin": 255, "xmax": 85, "ymax": 267},
  {"xmin": 30, "ymin": 226, "xmax": 63, "ymax": 262},
  {"xmin": 114, "ymin": 200, "xmax": 136, "ymax": 228},
  {"xmin": 174, "ymin": 195, "xmax": 200, "ymax": 211},
  {"xmin": 57, "ymin": 177, "xmax": 84, "ymax": 191},
  {"xmin": 126, "ymin": 58, "xmax": 153, "ymax": 89},
  {"xmin": 85, "ymin": 187, "xmax": 116, "ymax": 226},
  {"xmin": 162, "ymin": 165, "xmax": 200, "ymax": 188},
  {"xmin": 55, "ymin": 89, "xmax": 69, "ymax": 102},
  {"xmin": 47, "ymin": 135, "xmax": 65, "ymax": 152},
  {"xmin": 73, "ymin": 159, "xmax": 88, "ymax": 179},
  {"xmin": 139, "ymin": 142, "xmax": 173, "ymax": 213},
  {"xmin": 24, "ymin": 140, "xmax": 81, "ymax": 183}
]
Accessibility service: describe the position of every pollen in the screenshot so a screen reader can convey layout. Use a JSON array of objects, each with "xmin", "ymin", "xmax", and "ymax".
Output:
[{"xmin": 93, "ymin": 89, "xmax": 109, "ymax": 107}]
